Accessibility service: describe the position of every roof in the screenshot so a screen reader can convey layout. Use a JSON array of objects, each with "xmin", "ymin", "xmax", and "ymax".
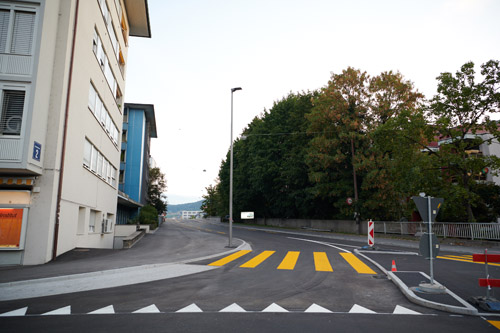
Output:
[
  {"xmin": 125, "ymin": 103, "xmax": 157, "ymax": 138},
  {"xmin": 123, "ymin": 0, "xmax": 151, "ymax": 38}
]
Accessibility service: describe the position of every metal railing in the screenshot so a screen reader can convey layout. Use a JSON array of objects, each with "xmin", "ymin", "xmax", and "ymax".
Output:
[{"xmin": 374, "ymin": 221, "xmax": 500, "ymax": 241}]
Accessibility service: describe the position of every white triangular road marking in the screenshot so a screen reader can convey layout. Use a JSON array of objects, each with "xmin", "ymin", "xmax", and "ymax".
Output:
[
  {"xmin": 42, "ymin": 306, "xmax": 71, "ymax": 315},
  {"xmin": 176, "ymin": 303, "xmax": 203, "ymax": 313},
  {"xmin": 133, "ymin": 304, "xmax": 160, "ymax": 313},
  {"xmin": 262, "ymin": 303, "xmax": 288, "ymax": 312},
  {"xmin": 349, "ymin": 304, "xmax": 376, "ymax": 314},
  {"xmin": 220, "ymin": 303, "xmax": 247, "ymax": 312},
  {"xmin": 88, "ymin": 305, "xmax": 115, "ymax": 314},
  {"xmin": 305, "ymin": 303, "xmax": 332, "ymax": 313},
  {"xmin": 393, "ymin": 305, "xmax": 421, "ymax": 315},
  {"xmin": 0, "ymin": 307, "xmax": 28, "ymax": 317}
]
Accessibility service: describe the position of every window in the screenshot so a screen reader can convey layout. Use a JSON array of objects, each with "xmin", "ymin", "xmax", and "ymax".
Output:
[
  {"xmin": 83, "ymin": 138, "xmax": 118, "ymax": 188},
  {"xmin": 88, "ymin": 82, "xmax": 119, "ymax": 146},
  {"xmin": 0, "ymin": 7, "xmax": 36, "ymax": 55},
  {"xmin": 0, "ymin": 90, "xmax": 25, "ymax": 135},
  {"xmin": 83, "ymin": 139, "xmax": 91, "ymax": 167},
  {"xmin": 89, "ymin": 209, "xmax": 97, "ymax": 232}
]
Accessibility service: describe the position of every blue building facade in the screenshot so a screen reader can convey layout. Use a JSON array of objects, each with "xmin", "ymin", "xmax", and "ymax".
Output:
[{"xmin": 116, "ymin": 104, "xmax": 157, "ymax": 225}]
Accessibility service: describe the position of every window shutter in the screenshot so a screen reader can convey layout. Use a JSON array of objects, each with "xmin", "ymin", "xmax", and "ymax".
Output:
[
  {"xmin": 0, "ymin": 9, "xmax": 10, "ymax": 53},
  {"xmin": 0, "ymin": 90, "xmax": 25, "ymax": 135},
  {"xmin": 11, "ymin": 11, "xmax": 35, "ymax": 55}
]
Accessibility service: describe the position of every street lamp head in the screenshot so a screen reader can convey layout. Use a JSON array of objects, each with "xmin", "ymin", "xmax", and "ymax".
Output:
[{"xmin": 231, "ymin": 87, "xmax": 242, "ymax": 92}]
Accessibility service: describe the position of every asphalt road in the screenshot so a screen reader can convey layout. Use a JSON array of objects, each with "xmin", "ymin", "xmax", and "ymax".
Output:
[{"xmin": 0, "ymin": 219, "xmax": 498, "ymax": 332}]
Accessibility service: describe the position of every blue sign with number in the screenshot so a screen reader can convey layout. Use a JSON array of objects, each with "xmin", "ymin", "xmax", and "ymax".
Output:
[{"xmin": 33, "ymin": 141, "xmax": 41, "ymax": 161}]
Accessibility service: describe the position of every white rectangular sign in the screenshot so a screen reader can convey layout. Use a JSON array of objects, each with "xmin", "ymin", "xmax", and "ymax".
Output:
[{"xmin": 241, "ymin": 212, "xmax": 254, "ymax": 219}]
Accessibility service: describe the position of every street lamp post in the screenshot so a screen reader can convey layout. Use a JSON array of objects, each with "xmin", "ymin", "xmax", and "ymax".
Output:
[{"xmin": 229, "ymin": 87, "xmax": 242, "ymax": 247}]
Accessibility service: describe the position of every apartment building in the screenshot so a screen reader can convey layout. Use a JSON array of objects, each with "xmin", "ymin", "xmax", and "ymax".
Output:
[
  {"xmin": 0, "ymin": 0, "xmax": 151, "ymax": 265},
  {"xmin": 116, "ymin": 103, "xmax": 156, "ymax": 225}
]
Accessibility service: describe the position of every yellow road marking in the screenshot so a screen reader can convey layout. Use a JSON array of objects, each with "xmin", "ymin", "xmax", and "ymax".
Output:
[
  {"xmin": 277, "ymin": 251, "xmax": 300, "ymax": 270},
  {"xmin": 208, "ymin": 250, "xmax": 252, "ymax": 266},
  {"xmin": 437, "ymin": 256, "xmax": 500, "ymax": 267},
  {"xmin": 240, "ymin": 251, "xmax": 276, "ymax": 268},
  {"xmin": 217, "ymin": 231, "xmax": 225, "ymax": 235},
  {"xmin": 314, "ymin": 252, "xmax": 333, "ymax": 272},
  {"xmin": 340, "ymin": 253, "xmax": 377, "ymax": 274},
  {"xmin": 488, "ymin": 320, "xmax": 500, "ymax": 330},
  {"xmin": 442, "ymin": 255, "xmax": 472, "ymax": 259}
]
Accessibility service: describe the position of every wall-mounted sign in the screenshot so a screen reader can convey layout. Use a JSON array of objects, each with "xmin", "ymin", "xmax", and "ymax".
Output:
[
  {"xmin": 0, "ymin": 208, "xmax": 24, "ymax": 249},
  {"xmin": 33, "ymin": 141, "xmax": 41, "ymax": 161},
  {"xmin": 241, "ymin": 212, "xmax": 254, "ymax": 219}
]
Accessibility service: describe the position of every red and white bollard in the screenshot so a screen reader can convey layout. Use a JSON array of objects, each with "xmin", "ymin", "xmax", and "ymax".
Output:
[{"xmin": 368, "ymin": 219, "xmax": 374, "ymax": 247}]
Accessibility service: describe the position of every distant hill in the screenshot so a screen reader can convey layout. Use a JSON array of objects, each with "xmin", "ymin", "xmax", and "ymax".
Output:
[{"xmin": 168, "ymin": 200, "xmax": 203, "ymax": 213}]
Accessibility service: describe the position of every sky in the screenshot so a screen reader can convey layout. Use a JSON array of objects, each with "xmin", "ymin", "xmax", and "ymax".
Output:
[{"xmin": 124, "ymin": 0, "xmax": 500, "ymax": 205}]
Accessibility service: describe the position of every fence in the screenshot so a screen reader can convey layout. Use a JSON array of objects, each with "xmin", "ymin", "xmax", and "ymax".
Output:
[{"xmin": 374, "ymin": 221, "xmax": 500, "ymax": 241}]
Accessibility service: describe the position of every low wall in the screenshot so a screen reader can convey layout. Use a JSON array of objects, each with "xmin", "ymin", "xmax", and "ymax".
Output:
[
  {"xmin": 114, "ymin": 224, "xmax": 137, "ymax": 237},
  {"xmin": 253, "ymin": 218, "xmax": 368, "ymax": 234}
]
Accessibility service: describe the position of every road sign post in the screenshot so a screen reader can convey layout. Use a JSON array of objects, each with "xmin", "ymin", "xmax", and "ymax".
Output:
[
  {"xmin": 412, "ymin": 195, "xmax": 445, "ymax": 293},
  {"xmin": 367, "ymin": 220, "xmax": 374, "ymax": 247}
]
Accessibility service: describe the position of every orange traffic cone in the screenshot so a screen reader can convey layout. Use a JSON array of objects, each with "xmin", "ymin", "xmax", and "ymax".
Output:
[{"xmin": 391, "ymin": 260, "xmax": 397, "ymax": 272}]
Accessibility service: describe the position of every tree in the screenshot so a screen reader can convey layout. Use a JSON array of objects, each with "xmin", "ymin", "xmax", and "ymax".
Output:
[
  {"xmin": 147, "ymin": 167, "xmax": 167, "ymax": 214},
  {"xmin": 429, "ymin": 60, "xmax": 500, "ymax": 221},
  {"xmin": 201, "ymin": 183, "xmax": 219, "ymax": 216}
]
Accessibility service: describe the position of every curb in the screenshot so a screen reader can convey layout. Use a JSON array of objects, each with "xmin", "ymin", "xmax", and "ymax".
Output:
[{"xmin": 354, "ymin": 249, "xmax": 478, "ymax": 316}]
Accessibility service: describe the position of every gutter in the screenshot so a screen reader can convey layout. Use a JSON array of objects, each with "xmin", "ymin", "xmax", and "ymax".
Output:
[{"xmin": 52, "ymin": 0, "xmax": 80, "ymax": 261}]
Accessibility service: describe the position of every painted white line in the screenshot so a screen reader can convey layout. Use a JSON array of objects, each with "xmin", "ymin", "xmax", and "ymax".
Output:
[
  {"xmin": 349, "ymin": 304, "xmax": 376, "ymax": 314},
  {"xmin": 287, "ymin": 237, "xmax": 351, "ymax": 253},
  {"xmin": 262, "ymin": 303, "xmax": 288, "ymax": 312},
  {"xmin": 305, "ymin": 303, "xmax": 332, "ymax": 313},
  {"xmin": 393, "ymin": 305, "xmax": 421, "ymax": 315},
  {"xmin": 42, "ymin": 306, "xmax": 71, "ymax": 316},
  {"xmin": 176, "ymin": 303, "xmax": 203, "ymax": 313},
  {"xmin": 220, "ymin": 303, "xmax": 247, "ymax": 312},
  {"xmin": 133, "ymin": 304, "xmax": 160, "ymax": 313},
  {"xmin": 88, "ymin": 305, "xmax": 115, "ymax": 314},
  {"xmin": 0, "ymin": 307, "xmax": 27, "ymax": 317}
]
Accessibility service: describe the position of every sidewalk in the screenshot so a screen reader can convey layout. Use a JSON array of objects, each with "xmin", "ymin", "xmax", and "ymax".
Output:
[{"xmin": 0, "ymin": 220, "xmax": 248, "ymax": 301}]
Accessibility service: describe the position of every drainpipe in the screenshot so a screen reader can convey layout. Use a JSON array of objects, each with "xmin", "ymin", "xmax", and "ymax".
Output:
[{"xmin": 52, "ymin": 0, "xmax": 80, "ymax": 261}]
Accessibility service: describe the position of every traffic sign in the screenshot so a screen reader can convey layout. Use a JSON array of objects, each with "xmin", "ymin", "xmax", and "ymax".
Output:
[
  {"xmin": 367, "ymin": 220, "xmax": 374, "ymax": 247},
  {"xmin": 346, "ymin": 197, "xmax": 353, "ymax": 206},
  {"xmin": 411, "ymin": 196, "xmax": 443, "ymax": 223},
  {"xmin": 419, "ymin": 233, "xmax": 440, "ymax": 259}
]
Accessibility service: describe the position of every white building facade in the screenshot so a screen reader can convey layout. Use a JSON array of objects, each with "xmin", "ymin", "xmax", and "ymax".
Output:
[{"xmin": 0, "ymin": 0, "xmax": 151, "ymax": 265}]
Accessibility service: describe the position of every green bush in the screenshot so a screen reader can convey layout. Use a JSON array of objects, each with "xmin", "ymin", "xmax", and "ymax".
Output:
[{"xmin": 138, "ymin": 205, "xmax": 159, "ymax": 229}]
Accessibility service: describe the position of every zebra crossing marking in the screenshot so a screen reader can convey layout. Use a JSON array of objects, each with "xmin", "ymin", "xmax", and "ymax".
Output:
[
  {"xmin": 209, "ymin": 250, "xmax": 377, "ymax": 274},
  {"xmin": 340, "ymin": 252, "xmax": 376, "ymax": 274},
  {"xmin": 240, "ymin": 251, "xmax": 275, "ymax": 268},
  {"xmin": 0, "ymin": 303, "xmax": 425, "ymax": 316},
  {"xmin": 314, "ymin": 252, "xmax": 333, "ymax": 272},
  {"xmin": 208, "ymin": 250, "xmax": 252, "ymax": 266},
  {"xmin": 277, "ymin": 251, "xmax": 300, "ymax": 270}
]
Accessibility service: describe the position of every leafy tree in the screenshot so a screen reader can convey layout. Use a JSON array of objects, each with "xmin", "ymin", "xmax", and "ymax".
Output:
[
  {"xmin": 201, "ymin": 183, "xmax": 220, "ymax": 216},
  {"xmin": 428, "ymin": 60, "xmax": 500, "ymax": 221},
  {"xmin": 147, "ymin": 167, "xmax": 167, "ymax": 214}
]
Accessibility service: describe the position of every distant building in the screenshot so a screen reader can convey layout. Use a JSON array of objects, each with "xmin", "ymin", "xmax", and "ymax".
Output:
[
  {"xmin": 0, "ymin": 0, "xmax": 151, "ymax": 265},
  {"xmin": 181, "ymin": 211, "xmax": 204, "ymax": 219},
  {"xmin": 116, "ymin": 103, "xmax": 157, "ymax": 225}
]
